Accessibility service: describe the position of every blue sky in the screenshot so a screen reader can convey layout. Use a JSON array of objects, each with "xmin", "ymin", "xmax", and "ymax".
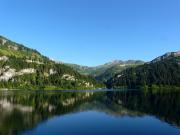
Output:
[{"xmin": 0, "ymin": 0, "xmax": 180, "ymax": 66}]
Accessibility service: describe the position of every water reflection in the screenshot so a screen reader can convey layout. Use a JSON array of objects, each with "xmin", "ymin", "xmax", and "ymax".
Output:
[
  {"xmin": 107, "ymin": 90, "xmax": 180, "ymax": 126},
  {"xmin": 0, "ymin": 90, "xmax": 179, "ymax": 135}
]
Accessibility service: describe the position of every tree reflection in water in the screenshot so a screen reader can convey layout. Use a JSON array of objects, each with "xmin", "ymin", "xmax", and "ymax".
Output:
[{"xmin": 0, "ymin": 90, "xmax": 179, "ymax": 135}]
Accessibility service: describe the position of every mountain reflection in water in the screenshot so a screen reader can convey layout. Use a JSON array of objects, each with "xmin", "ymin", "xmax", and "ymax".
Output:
[{"xmin": 0, "ymin": 90, "xmax": 179, "ymax": 135}]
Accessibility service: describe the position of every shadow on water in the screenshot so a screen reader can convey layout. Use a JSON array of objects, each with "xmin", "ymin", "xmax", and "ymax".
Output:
[{"xmin": 0, "ymin": 89, "xmax": 179, "ymax": 135}]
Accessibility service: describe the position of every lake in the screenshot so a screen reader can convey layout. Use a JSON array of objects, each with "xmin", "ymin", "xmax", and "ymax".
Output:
[{"xmin": 0, "ymin": 90, "xmax": 180, "ymax": 135}]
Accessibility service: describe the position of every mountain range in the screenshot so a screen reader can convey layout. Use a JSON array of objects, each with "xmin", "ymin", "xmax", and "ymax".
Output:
[
  {"xmin": 68, "ymin": 60, "xmax": 144, "ymax": 82},
  {"xmin": 0, "ymin": 35, "xmax": 179, "ymax": 90}
]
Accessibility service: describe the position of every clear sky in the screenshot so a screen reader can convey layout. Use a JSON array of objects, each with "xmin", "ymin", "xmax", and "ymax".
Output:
[{"xmin": 0, "ymin": 0, "xmax": 180, "ymax": 66}]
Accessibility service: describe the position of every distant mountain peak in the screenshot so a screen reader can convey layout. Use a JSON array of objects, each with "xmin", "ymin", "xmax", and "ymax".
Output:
[
  {"xmin": 104, "ymin": 60, "xmax": 144, "ymax": 66},
  {"xmin": 104, "ymin": 60, "xmax": 124, "ymax": 66},
  {"xmin": 151, "ymin": 51, "xmax": 180, "ymax": 63}
]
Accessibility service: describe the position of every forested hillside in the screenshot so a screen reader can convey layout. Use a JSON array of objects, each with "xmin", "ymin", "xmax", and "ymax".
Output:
[
  {"xmin": 0, "ymin": 36, "xmax": 103, "ymax": 90},
  {"xmin": 107, "ymin": 52, "xmax": 180, "ymax": 89}
]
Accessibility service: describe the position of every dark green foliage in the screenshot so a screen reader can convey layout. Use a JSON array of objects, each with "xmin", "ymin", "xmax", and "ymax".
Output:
[{"xmin": 107, "ymin": 56, "xmax": 180, "ymax": 89}]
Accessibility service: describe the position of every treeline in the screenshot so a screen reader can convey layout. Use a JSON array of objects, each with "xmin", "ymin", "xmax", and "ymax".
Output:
[{"xmin": 107, "ymin": 57, "xmax": 180, "ymax": 89}]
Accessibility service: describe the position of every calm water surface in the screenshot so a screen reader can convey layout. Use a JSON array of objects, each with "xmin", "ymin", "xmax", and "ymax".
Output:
[{"xmin": 0, "ymin": 90, "xmax": 180, "ymax": 135}]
